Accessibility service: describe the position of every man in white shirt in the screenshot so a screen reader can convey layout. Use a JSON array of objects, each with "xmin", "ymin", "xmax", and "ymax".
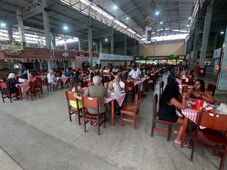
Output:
[
  {"xmin": 47, "ymin": 70, "xmax": 59, "ymax": 89},
  {"xmin": 128, "ymin": 65, "xmax": 141, "ymax": 79},
  {"xmin": 108, "ymin": 74, "xmax": 125, "ymax": 94}
]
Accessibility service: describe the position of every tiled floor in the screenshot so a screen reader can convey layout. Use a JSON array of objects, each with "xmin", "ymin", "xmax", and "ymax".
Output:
[{"xmin": 0, "ymin": 73, "xmax": 226, "ymax": 170}]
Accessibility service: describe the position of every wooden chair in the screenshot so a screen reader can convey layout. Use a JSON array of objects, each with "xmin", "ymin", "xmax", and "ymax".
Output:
[
  {"xmin": 151, "ymin": 94, "xmax": 174, "ymax": 141},
  {"xmin": 45, "ymin": 78, "xmax": 55, "ymax": 92},
  {"xmin": 120, "ymin": 93, "xmax": 141, "ymax": 128},
  {"xmin": 36, "ymin": 77, "xmax": 43, "ymax": 94},
  {"xmin": 0, "ymin": 82, "xmax": 17, "ymax": 103},
  {"xmin": 190, "ymin": 111, "xmax": 227, "ymax": 170},
  {"xmin": 159, "ymin": 80, "xmax": 164, "ymax": 96},
  {"xmin": 187, "ymin": 78, "xmax": 194, "ymax": 85},
  {"xmin": 125, "ymin": 81, "xmax": 135, "ymax": 102},
  {"xmin": 65, "ymin": 91, "xmax": 83, "ymax": 124},
  {"xmin": 26, "ymin": 81, "xmax": 41, "ymax": 100},
  {"xmin": 207, "ymin": 83, "xmax": 216, "ymax": 96},
  {"xmin": 82, "ymin": 96, "xmax": 106, "ymax": 135},
  {"xmin": 181, "ymin": 79, "xmax": 186, "ymax": 84}
]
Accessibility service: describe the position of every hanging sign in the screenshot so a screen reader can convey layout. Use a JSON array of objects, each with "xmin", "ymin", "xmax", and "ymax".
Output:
[
  {"xmin": 99, "ymin": 53, "xmax": 133, "ymax": 61},
  {"xmin": 2, "ymin": 41, "xmax": 23, "ymax": 56}
]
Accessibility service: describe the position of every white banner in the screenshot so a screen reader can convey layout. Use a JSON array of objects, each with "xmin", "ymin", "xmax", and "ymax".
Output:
[
  {"xmin": 213, "ymin": 48, "xmax": 221, "ymax": 59},
  {"xmin": 99, "ymin": 53, "xmax": 133, "ymax": 61}
]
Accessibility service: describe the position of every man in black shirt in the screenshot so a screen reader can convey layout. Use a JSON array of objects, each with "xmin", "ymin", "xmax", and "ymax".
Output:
[{"xmin": 18, "ymin": 62, "xmax": 27, "ymax": 83}]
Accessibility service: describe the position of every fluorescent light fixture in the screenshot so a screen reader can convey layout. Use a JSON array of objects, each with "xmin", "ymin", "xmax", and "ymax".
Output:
[
  {"xmin": 127, "ymin": 28, "xmax": 136, "ymax": 34},
  {"xmin": 0, "ymin": 22, "xmax": 6, "ymax": 27},
  {"xmin": 220, "ymin": 31, "xmax": 224, "ymax": 35},
  {"xmin": 160, "ymin": 21, "xmax": 163, "ymax": 25},
  {"xmin": 60, "ymin": 0, "xmax": 142, "ymax": 40},
  {"xmin": 155, "ymin": 11, "xmax": 160, "ymax": 16},
  {"xmin": 113, "ymin": 5, "xmax": 117, "ymax": 10},
  {"xmin": 105, "ymin": 38, "xmax": 108, "ymax": 42},
  {"xmin": 172, "ymin": 29, "xmax": 189, "ymax": 33},
  {"xmin": 63, "ymin": 25, "xmax": 68, "ymax": 31}
]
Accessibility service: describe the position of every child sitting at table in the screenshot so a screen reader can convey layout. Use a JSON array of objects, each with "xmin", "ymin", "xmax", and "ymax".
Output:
[{"xmin": 70, "ymin": 83, "xmax": 84, "ymax": 110}]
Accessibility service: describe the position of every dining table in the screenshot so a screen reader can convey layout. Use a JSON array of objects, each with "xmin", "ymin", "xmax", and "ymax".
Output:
[
  {"xmin": 179, "ymin": 99, "xmax": 218, "ymax": 147},
  {"xmin": 17, "ymin": 83, "xmax": 29, "ymax": 99},
  {"xmin": 81, "ymin": 87, "xmax": 126, "ymax": 126},
  {"xmin": 104, "ymin": 92, "xmax": 126, "ymax": 126}
]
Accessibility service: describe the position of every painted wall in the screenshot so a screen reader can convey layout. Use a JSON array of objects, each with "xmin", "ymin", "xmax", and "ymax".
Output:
[{"xmin": 140, "ymin": 41, "xmax": 186, "ymax": 56}]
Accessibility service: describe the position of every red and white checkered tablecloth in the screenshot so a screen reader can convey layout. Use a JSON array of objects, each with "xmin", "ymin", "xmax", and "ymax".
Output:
[
  {"xmin": 176, "ymin": 78, "xmax": 181, "ymax": 84},
  {"xmin": 104, "ymin": 93, "xmax": 126, "ymax": 106},
  {"xmin": 37, "ymin": 75, "xmax": 46, "ymax": 81},
  {"xmin": 18, "ymin": 83, "xmax": 29, "ymax": 93},
  {"xmin": 60, "ymin": 77, "xmax": 69, "ymax": 84},
  {"xmin": 133, "ymin": 77, "xmax": 148, "ymax": 86},
  {"xmin": 181, "ymin": 108, "xmax": 198, "ymax": 123}
]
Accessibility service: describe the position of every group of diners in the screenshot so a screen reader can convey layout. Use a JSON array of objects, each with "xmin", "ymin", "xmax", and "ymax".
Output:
[
  {"xmin": 0, "ymin": 62, "xmax": 166, "ymax": 102},
  {"xmin": 158, "ymin": 66, "xmax": 215, "ymax": 146}
]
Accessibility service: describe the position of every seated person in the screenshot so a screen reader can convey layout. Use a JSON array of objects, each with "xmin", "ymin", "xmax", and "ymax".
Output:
[
  {"xmin": 108, "ymin": 74, "xmax": 125, "ymax": 94},
  {"xmin": 28, "ymin": 72, "xmax": 40, "ymax": 88},
  {"xmin": 159, "ymin": 79, "xmax": 186, "ymax": 145},
  {"xmin": 185, "ymin": 79, "xmax": 215, "ymax": 104},
  {"xmin": 167, "ymin": 66, "xmax": 176, "ymax": 84},
  {"xmin": 47, "ymin": 70, "xmax": 59, "ymax": 89},
  {"xmin": 128, "ymin": 65, "xmax": 141, "ymax": 80},
  {"xmin": 69, "ymin": 83, "xmax": 83, "ymax": 110},
  {"xmin": 84, "ymin": 76, "xmax": 109, "ymax": 114},
  {"xmin": 64, "ymin": 68, "xmax": 72, "ymax": 77},
  {"xmin": 6, "ymin": 73, "xmax": 19, "ymax": 98}
]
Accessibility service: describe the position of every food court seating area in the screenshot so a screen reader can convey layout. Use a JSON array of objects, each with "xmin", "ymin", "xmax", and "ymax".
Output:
[{"xmin": 1, "ymin": 64, "xmax": 227, "ymax": 170}]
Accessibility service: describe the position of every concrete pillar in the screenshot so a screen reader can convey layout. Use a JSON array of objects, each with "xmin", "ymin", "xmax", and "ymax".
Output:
[
  {"xmin": 51, "ymin": 34, "xmax": 56, "ymax": 49},
  {"xmin": 213, "ymin": 32, "xmax": 218, "ymax": 50},
  {"xmin": 199, "ymin": 0, "xmax": 214, "ymax": 68},
  {"xmin": 217, "ymin": 27, "xmax": 227, "ymax": 90},
  {"xmin": 192, "ymin": 29, "xmax": 200, "ymax": 67},
  {"xmin": 7, "ymin": 25, "xmax": 13, "ymax": 40},
  {"xmin": 16, "ymin": 10, "xmax": 26, "ymax": 46},
  {"xmin": 78, "ymin": 40, "xmax": 81, "ymax": 51},
  {"xmin": 41, "ymin": 0, "xmax": 51, "ymax": 49},
  {"xmin": 111, "ymin": 28, "xmax": 114, "ymax": 54},
  {"xmin": 124, "ymin": 35, "xmax": 127, "ymax": 55},
  {"xmin": 88, "ymin": 16, "xmax": 93, "ymax": 67},
  {"xmin": 99, "ymin": 40, "xmax": 102, "ymax": 53}
]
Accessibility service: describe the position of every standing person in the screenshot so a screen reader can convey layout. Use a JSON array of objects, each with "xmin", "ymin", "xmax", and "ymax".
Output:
[
  {"xmin": 128, "ymin": 65, "xmax": 141, "ymax": 80},
  {"xmin": 17, "ymin": 62, "xmax": 27, "ymax": 83},
  {"xmin": 84, "ymin": 76, "xmax": 109, "ymax": 114}
]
